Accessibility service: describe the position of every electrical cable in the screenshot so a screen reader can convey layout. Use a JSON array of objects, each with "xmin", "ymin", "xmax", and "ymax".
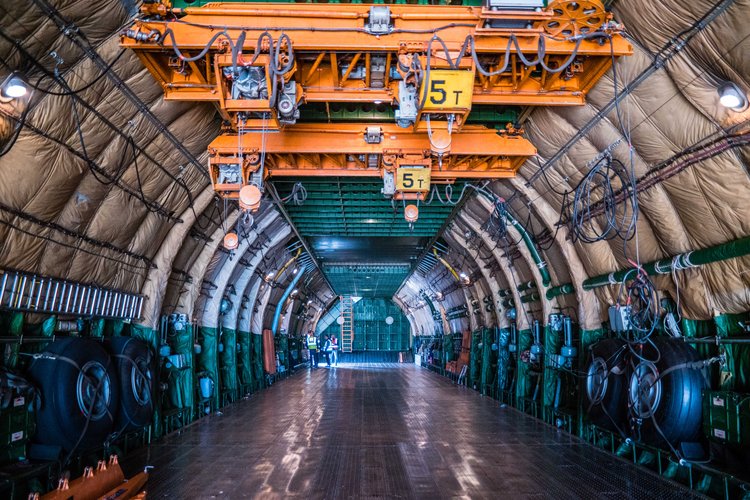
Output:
[
  {"xmin": 24, "ymin": 49, "xmax": 127, "ymax": 96},
  {"xmin": 0, "ymin": 201, "xmax": 153, "ymax": 267},
  {"xmin": 0, "ymin": 27, "xmax": 204, "ymax": 223},
  {"xmin": 565, "ymin": 154, "xmax": 637, "ymax": 244}
]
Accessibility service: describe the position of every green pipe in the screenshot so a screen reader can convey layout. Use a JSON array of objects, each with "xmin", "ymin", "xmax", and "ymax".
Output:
[
  {"xmin": 503, "ymin": 212, "xmax": 552, "ymax": 287},
  {"xmin": 583, "ymin": 236, "xmax": 750, "ymax": 290},
  {"xmin": 520, "ymin": 292, "xmax": 540, "ymax": 304},
  {"xmin": 419, "ymin": 290, "xmax": 438, "ymax": 317},
  {"xmin": 546, "ymin": 283, "xmax": 575, "ymax": 300},
  {"xmin": 498, "ymin": 288, "xmax": 513, "ymax": 298},
  {"xmin": 501, "ymin": 298, "xmax": 515, "ymax": 309},
  {"xmin": 475, "ymin": 190, "xmax": 552, "ymax": 288},
  {"xmin": 516, "ymin": 280, "xmax": 537, "ymax": 292}
]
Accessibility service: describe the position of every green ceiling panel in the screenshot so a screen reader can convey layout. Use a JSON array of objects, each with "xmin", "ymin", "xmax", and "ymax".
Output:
[{"xmin": 273, "ymin": 178, "xmax": 459, "ymax": 297}]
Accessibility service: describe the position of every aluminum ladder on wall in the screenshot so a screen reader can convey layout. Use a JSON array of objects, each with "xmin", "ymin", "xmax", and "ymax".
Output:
[{"xmin": 340, "ymin": 295, "xmax": 354, "ymax": 353}]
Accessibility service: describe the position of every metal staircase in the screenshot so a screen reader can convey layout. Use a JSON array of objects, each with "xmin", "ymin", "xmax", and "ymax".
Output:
[{"xmin": 340, "ymin": 295, "xmax": 354, "ymax": 353}]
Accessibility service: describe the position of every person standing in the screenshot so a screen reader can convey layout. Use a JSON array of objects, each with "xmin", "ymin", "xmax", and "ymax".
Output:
[
  {"xmin": 330, "ymin": 334, "xmax": 339, "ymax": 366},
  {"xmin": 306, "ymin": 330, "xmax": 318, "ymax": 368},
  {"xmin": 322, "ymin": 334, "xmax": 332, "ymax": 367}
]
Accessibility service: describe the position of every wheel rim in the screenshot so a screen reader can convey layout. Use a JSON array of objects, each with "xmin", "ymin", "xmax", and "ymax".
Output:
[
  {"xmin": 629, "ymin": 361, "xmax": 662, "ymax": 419},
  {"xmin": 131, "ymin": 356, "xmax": 152, "ymax": 407},
  {"xmin": 586, "ymin": 357, "xmax": 608, "ymax": 404},
  {"xmin": 76, "ymin": 361, "xmax": 111, "ymax": 421}
]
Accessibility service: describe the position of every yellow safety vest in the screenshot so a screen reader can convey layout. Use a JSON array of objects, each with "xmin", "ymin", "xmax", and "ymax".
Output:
[{"xmin": 307, "ymin": 335, "xmax": 317, "ymax": 349}]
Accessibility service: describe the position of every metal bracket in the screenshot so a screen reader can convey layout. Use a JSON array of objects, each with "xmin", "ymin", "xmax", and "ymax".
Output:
[{"xmin": 366, "ymin": 6, "xmax": 392, "ymax": 35}]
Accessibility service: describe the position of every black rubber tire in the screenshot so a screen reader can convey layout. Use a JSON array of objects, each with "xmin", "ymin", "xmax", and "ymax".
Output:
[
  {"xmin": 628, "ymin": 337, "xmax": 706, "ymax": 445},
  {"xmin": 583, "ymin": 338, "xmax": 628, "ymax": 432},
  {"xmin": 105, "ymin": 337, "xmax": 156, "ymax": 433},
  {"xmin": 27, "ymin": 338, "xmax": 119, "ymax": 452}
]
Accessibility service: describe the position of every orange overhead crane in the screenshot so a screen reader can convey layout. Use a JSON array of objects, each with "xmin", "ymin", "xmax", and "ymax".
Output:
[{"xmin": 121, "ymin": 0, "xmax": 630, "ymax": 203}]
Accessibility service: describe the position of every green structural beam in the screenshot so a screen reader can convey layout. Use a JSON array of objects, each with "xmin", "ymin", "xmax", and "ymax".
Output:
[{"xmin": 583, "ymin": 236, "xmax": 750, "ymax": 290}]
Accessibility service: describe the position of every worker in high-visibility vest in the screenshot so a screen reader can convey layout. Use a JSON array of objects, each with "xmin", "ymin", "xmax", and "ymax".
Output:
[{"xmin": 306, "ymin": 331, "xmax": 318, "ymax": 368}]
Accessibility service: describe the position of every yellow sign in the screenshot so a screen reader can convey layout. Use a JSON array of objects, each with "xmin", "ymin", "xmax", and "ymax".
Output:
[
  {"xmin": 420, "ymin": 70, "xmax": 474, "ymax": 110},
  {"xmin": 396, "ymin": 167, "xmax": 431, "ymax": 192}
]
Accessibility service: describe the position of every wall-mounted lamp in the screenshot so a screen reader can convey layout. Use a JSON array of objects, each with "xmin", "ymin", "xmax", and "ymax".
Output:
[
  {"xmin": 1, "ymin": 72, "xmax": 28, "ymax": 99},
  {"xmin": 718, "ymin": 82, "xmax": 748, "ymax": 111}
]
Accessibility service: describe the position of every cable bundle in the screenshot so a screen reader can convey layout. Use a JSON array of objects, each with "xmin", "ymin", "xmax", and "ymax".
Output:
[{"xmin": 566, "ymin": 154, "xmax": 637, "ymax": 244}]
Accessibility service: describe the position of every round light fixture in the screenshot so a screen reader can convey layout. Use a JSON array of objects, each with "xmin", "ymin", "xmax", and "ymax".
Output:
[
  {"xmin": 223, "ymin": 232, "xmax": 239, "ymax": 250},
  {"xmin": 404, "ymin": 204, "xmax": 419, "ymax": 223},
  {"xmin": 718, "ymin": 82, "xmax": 748, "ymax": 111},
  {"xmin": 385, "ymin": 316, "xmax": 394, "ymax": 325}
]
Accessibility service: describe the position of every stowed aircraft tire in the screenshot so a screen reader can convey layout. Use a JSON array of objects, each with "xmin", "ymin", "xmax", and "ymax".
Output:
[
  {"xmin": 629, "ymin": 337, "xmax": 706, "ymax": 445},
  {"xmin": 584, "ymin": 338, "xmax": 628, "ymax": 431},
  {"xmin": 105, "ymin": 337, "xmax": 156, "ymax": 433},
  {"xmin": 27, "ymin": 338, "xmax": 119, "ymax": 452}
]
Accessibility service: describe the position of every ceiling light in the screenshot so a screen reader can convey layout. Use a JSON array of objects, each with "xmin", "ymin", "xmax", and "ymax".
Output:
[
  {"xmin": 718, "ymin": 82, "xmax": 748, "ymax": 111},
  {"xmin": 292, "ymin": 267, "xmax": 299, "ymax": 274},
  {"xmin": 223, "ymin": 232, "xmax": 239, "ymax": 250},
  {"xmin": 1, "ymin": 72, "xmax": 28, "ymax": 99}
]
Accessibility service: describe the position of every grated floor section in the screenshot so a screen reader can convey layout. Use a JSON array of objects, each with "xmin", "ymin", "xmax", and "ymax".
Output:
[{"xmin": 123, "ymin": 363, "xmax": 704, "ymax": 499}]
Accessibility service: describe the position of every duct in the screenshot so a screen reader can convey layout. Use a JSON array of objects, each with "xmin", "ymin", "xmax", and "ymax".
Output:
[
  {"xmin": 583, "ymin": 236, "xmax": 750, "ymax": 290},
  {"xmin": 271, "ymin": 265, "xmax": 307, "ymax": 335},
  {"xmin": 475, "ymin": 195, "xmax": 552, "ymax": 288},
  {"xmin": 502, "ymin": 210, "xmax": 551, "ymax": 288}
]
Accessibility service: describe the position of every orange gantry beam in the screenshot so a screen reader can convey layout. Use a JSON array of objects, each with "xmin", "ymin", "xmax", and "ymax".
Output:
[
  {"xmin": 122, "ymin": 1, "xmax": 632, "ymax": 126},
  {"xmin": 120, "ymin": 1, "xmax": 630, "ymax": 198},
  {"xmin": 207, "ymin": 123, "xmax": 536, "ymax": 197}
]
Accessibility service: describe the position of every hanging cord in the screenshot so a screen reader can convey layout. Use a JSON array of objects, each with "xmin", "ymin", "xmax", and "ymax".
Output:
[
  {"xmin": 280, "ymin": 182, "xmax": 307, "ymax": 205},
  {"xmin": 565, "ymin": 154, "xmax": 637, "ymax": 244},
  {"xmin": 416, "ymin": 32, "xmax": 591, "ymax": 110}
]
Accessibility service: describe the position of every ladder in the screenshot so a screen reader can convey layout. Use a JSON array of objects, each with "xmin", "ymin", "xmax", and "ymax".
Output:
[{"xmin": 340, "ymin": 295, "xmax": 354, "ymax": 353}]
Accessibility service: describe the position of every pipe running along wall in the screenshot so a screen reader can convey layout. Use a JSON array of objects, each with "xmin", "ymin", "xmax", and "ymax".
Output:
[
  {"xmin": 271, "ymin": 265, "xmax": 307, "ymax": 335},
  {"xmin": 583, "ymin": 236, "xmax": 750, "ymax": 290},
  {"xmin": 473, "ymin": 188, "xmax": 552, "ymax": 288}
]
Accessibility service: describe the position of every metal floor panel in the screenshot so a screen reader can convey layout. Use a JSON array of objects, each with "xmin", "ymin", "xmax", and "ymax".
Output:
[{"xmin": 123, "ymin": 363, "xmax": 704, "ymax": 499}]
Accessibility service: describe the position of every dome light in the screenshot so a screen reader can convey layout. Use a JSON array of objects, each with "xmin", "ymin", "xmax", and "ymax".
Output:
[
  {"xmin": 223, "ymin": 232, "xmax": 239, "ymax": 250},
  {"xmin": 718, "ymin": 82, "xmax": 748, "ymax": 111},
  {"xmin": 404, "ymin": 204, "xmax": 419, "ymax": 223},
  {"xmin": 1, "ymin": 72, "xmax": 28, "ymax": 99}
]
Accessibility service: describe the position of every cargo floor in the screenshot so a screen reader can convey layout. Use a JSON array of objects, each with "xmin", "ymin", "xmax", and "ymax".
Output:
[{"xmin": 123, "ymin": 363, "xmax": 702, "ymax": 499}]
